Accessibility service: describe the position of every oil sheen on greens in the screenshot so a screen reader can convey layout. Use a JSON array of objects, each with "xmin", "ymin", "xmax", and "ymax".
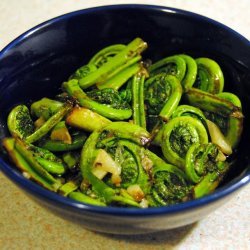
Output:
[{"xmin": 3, "ymin": 38, "xmax": 243, "ymax": 208}]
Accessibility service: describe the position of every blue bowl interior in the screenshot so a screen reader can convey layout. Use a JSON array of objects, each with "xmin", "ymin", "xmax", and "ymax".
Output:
[{"xmin": 0, "ymin": 5, "xmax": 249, "ymax": 215}]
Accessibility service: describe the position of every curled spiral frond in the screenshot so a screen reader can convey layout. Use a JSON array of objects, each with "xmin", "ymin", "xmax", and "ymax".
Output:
[
  {"xmin": 63, "ymin": 79, "xmax": 132, "ymax": 120},
  {"xmin": 161, "ymin": 116, "xmax": 208, "ymax": 168},
  {"xmin": 193, "ymin": 58, "xmax": 224, "ymax": 94},
  {"xmin": 80, "ymin": 122, "xmax": 151, "ymax": 206},
  {"xmin": 89, "ymin": 44, "xmax": 126, "ymax": 68},
  {"xmin": 178, "ymin": 54, "xmax": 197, "ymax": 90},
  {"xmin": 147, "ymin": 151, "xmax": 189, "ymax": 206},
  {"xmin": 144, "ymin": 74, "xmax": 182, "ymax": 129},
  {"xmin": 149, "ymin": 55, "xmax": 186, "ymax": 81},
  {"xmin": 171, "ymin": 104, "xmax": 207, "ymax": 128},
  {"xmin": 185, "ymin": 142, "xmax": 222, "ymax": 183}
]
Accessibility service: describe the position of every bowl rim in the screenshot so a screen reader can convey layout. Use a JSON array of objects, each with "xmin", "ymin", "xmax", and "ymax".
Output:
[{"xmin": 0, "ymin": 4, "xmax": 249, "ymax": 216}]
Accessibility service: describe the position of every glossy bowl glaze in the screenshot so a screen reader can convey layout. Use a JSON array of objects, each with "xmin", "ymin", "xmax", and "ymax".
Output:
[{"xmin": 0, "ymin": 5, "xmax": 249, "ymax": 234}]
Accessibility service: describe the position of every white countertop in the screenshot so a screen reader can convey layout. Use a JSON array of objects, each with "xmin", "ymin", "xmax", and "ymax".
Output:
[{"xmin": 0, "ymin": 1, "xmax": 249, "ymax": 249}]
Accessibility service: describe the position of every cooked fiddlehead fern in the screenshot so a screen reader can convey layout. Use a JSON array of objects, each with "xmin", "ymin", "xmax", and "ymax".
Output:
[
  {"xmin": 78, "ymin": 38, "xmax": 147, "ymax": 89},
  {"xmin": 38, "ymin": 131, "xmax": 87, "ymax": 152},
  {"xmin": 2, "ymin": 38, "xmax": 244, "ymax": 208},
  {"xmin": 193, "ymin": 161, "xmax": 229, "ymax": 199},
  {"xmin": 3, "ymin": 137, "xmax": 62, "ymax": 191},
  {"xmin": 185, "ymin": 88, "xmax": 243, "ymax": 148},
  {"xmin": 30, "ymin": 144, "xmax": 66, "ymax": 175},
  {"xmin": 149, "ymin": 55, "xmax": 186, "ymax": 81},
  {"xmin": 171, "ymin": 105, "xmax": 207, "ymax": 128},
  {"xmin": 131, "ymin": 69, "xmax": 147, "ymax": 128},
  {"xmin": 178, "ymin": 54, "xmax": 197, "ymax": 90},
  {"xmin": 30, "ymin": 98, "xmax": 63, "ymax": 120},
  {"xmin": 193, "ymin": 58, "xmax": 224, "ymax": 94},
  {"xmin": 63, "ymin": 79, "xmax": 132, "ymax": 120},
  {"xmin": 216, "ymin": 92, "xmax": 243, "ymax": 148},
  {"xmin": 185, "ymin": 142, "xmax": 225, "ymax": 183},
  {"xmin": 146, "ymin": 150, "xmax": 190, "ymax": 206},
  {"xmin": 161, "ymin": 116, "xmax": 209, "ymax": 168},
  {"xmin": 80, "ymin": 122, "xmax": 151, "ymax": 206},
  {"xmin": 69, "ymin": 44, "xmax": 125, "ymax": 80},
  {"xmin": 150, "ymin": 165, "xmax": 190, "ymax": 206},
  {"xmin": 184, "ymin": 88, "xmax": 240, "ymax": 116},
  {"xmin": 7, "ymin": 102, "xmax": 72, "ymax": 144},
  {"xmin": 144, "ymin": 73, "xmax": 182, "ymax": 131},
  {"xmin": 97, "ymin": 62, "xmax": 141, "ymax": 90},
  {"xmin": 26, "ymin": 102, "xmax": 72, "ymax": 144},
  {"xmin": 2, "ymin": 138, "xmax": 61, "ymax": 191},
  {"xmin": 7, "ymin": 104, "xmax": 34, "ymax": 139},
  {"xmin": 89, "ymin": 44, "xmax": 126, "ymax": 68}
]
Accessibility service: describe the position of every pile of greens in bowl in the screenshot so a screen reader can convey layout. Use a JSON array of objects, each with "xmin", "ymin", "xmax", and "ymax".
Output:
[{"xmin": 2, "ymin": 38, "xmax": 243, "ymax": 208}]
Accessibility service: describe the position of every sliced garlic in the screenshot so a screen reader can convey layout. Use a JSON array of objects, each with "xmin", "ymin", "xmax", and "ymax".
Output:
[
  {"xmin": 22, "ymin": 172, "xmax": 31, "ymax": 179},
  {"xmin": 92, "ymin": 149, "xmax": 121, "ymax": 185},
  {"xmin": 111, "ymin": 174, "xmax": 122, "ymax": 186},
  {"xmin": 127, "ymin": 184, "xmax": 144, "ymax": 202},
  {"xmin": 92, "ymin": 165, "xmax": 108, "ymax": 180},
  {"xmin": 139, "ymin": 198, "xmax": 149, "ymax": 208},
  {"xmin": 206, "ymin": 119, "xmax": 232, "ymax": 155}
]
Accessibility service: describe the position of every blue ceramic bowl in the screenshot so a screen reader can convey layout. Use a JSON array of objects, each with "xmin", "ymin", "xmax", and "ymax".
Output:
[{"xmin": 0, "ymin": 5, "xmax": 249, "ymax": 234}]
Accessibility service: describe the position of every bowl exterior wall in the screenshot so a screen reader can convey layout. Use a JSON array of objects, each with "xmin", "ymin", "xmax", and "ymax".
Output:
[{"xmin": 29, "ymin": 190, "xmax": 238, "ymax": 234}]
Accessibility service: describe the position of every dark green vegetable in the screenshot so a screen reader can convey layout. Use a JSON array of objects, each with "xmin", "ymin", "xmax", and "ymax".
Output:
[
  {"xmin": 2, "ymin": 38, "xmax": 243, "ymax": 208},
  {"xmin": 149, "ymin": 55, "xmax": 186, "ymax": 81},
  {"xmin": 89, "ymin": 44, "xmax": 126, "ymax": 68},
  {"xmin": 78, "ymin": 38, "xmax": 147, "ymax": 89},
  {"xmin": 30, "ymin": 144, "xmax": 66, "ymax": 175},
  {"xmin": 193, "ymin": 161, "xmax": 229, "ymax": 198},
  {"xmin": 101, "ymin": 122, "xmax": 151, "ymax": 146},
  {"xmin": 185, "ymin": 88, "xmax": 242, "ymax": 116},
  {"xmin": 35, "ymin": 157, "xmax": 65, "ymax": 175},
  {"xmin": 7, "ymin": 105, "xmax": 34, "ymax": 139},
  {"xmin": 39, "ymin": 132, "xmax": 87, "ymax": 152},
  {"xmin": 26, "ymin": 102, "xmax": 72, "ymax": 144},
  {"xmin": 3, "ymin": 137, "xmax": 62, "ymax": 191},
  {"xmin": 171, "ymin": 105, "xmax": 208, "ymax": 129},
  {"xmin": 131, "ymin": 70, "xmax": 147, "ymax": 128},
  {"xmin": 80, "ymin": 122, "xmax": 151, "ymax": 206},
  {"xmin": 193, "ymin": 58, "xmax": 224, "ymax": 94},
  {"xmin": 70, "ymin": 45, "xmax": 126, "ymax": 80},
  {"xmin": 185, "ymin": 88, "xmax": 243, "ymax": 148},
  {"xmin": 2, "ymin": 138, "xmax": 60, "ymax": 191},
  {"xmin": 113, "ymin": 140, "xmax": 149, "ymax": 191},
  {"xmin": 185, "ymin": 143, "xmax": 224, "ymax": 183},
  {"xmin": 145, "ymin": 149, "xmax": 190, "ymax": 206},
  {"xmin": 161, "ymin": 116, "xmax": 208, "ymax": 168},
  {"xmin": 178, "ymin": 54, "xmax": 197, "ymax": 90},
  {"xmin": 217, "ymin": 92, "xmax": 243, "ymax": 148},
  {"xmin": 98, "ymin": 62, "xmax": 141, "ymax": 90},
  {"xmin": 63, "ymin": 79, "xmax": 132, "ymax": 120},
  {"xmin": 144, "ymin": 74, "xmax": 182, "ymax": 122},
  {"xmin": 30, "ymin": 98, "xmax": 63, "ymax": 120},
  {"xmin": 86, "ymin": 88, "xmax": 130, "ymax": 110},
  {"xmin": 150, "ymin": 164, "xmax": 190, "ymax": 206},
  {"xmin": 70, "ymin": 64, "xmax": 97, "ymax": 80}
]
